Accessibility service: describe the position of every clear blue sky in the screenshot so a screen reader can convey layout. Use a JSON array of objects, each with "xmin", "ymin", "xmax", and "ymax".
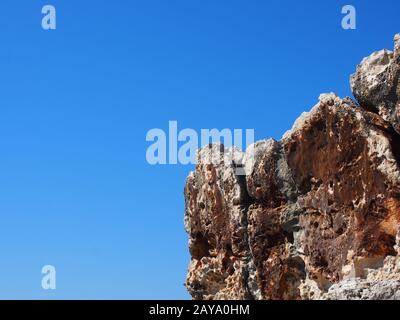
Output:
[{"xmin": 0, "ymin": 0, "xmax": 399, "ymax": 299}]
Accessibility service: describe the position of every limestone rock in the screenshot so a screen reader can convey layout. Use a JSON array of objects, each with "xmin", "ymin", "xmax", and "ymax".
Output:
[
  {"xmin": 351, "ymin": 34, "xmax": 400, "ymax": 133},
  {"xmin": 185, "ymin": 35, "xmax": 400, "ymax": 300},
  {"xmin": 184, "ymin": 144, "xmax": 252, "ymax": 299},
  {"xmin": 300, "ymin": 254, "xmax": 400, "ymax": 300}
]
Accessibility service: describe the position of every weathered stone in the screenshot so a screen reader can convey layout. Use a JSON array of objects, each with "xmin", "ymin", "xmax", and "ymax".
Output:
[
  {"xmin": 184, "ymin": 144, "xmax": 253, "ymax": 299},
  {"xmin": 351, "ymin": 34, "xmax": 400, "ymax": 133},
  {"xmin": 185, "ymin": 35, "xmax": 400, "ymax": 300},
  {"xmin": 282, "ymin": 94, "xmax": 400, "ymax": 292},
  {"xmin": 300, "ymin": 254, "xmax": 400, "ymax": 300}
]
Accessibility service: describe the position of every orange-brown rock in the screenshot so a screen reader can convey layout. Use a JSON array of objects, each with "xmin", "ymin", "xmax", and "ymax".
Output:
[{"xmin": 184, "ymin": 36, "xmax": 400, "ymax": 300}]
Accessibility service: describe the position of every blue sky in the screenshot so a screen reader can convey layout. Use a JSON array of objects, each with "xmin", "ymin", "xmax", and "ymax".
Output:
[{"xmin": 0, "ymin": 0, "xmax": 399, "ymax": 299}]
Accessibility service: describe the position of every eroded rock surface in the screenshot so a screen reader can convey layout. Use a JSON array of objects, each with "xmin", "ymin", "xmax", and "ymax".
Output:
[
  {"xmin": 185, "ymin": 35, "xmax": 400, "ymax": 300},
  {"xmin": 351, "ymin": 34, "xmax": 400, "ymax": 133}
]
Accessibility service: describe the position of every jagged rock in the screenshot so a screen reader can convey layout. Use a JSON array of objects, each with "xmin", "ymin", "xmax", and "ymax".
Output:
[
  {"xmin": 184, "ymin": 144, "xmax": 252, "ymax": 299},
  {"xmin": 351, "ymin": 34, "xmax": 400, "ymax": 133},
  {"xmin": 301, "ymin": 254, "xmax": 400, "ymax": 300},
  {"xmin": 185, "ymin": 36, "xmax": 400, "ymax": 300}
]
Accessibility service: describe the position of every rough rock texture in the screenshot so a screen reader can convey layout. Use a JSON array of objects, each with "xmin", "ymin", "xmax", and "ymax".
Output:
[
  {"xmin": 351, "ymin": 34, "xmax": 400, "ymax": 133},
  {"xmin": 185, "ymin": 35, "xmax": 400, "ymax": 300}
]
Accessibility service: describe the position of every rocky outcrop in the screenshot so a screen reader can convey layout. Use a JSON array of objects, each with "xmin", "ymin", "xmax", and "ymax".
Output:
[
  {"xmin": 351, "ymin": 34, "xmax": 400, "ymax": 134},
  {"xmin": 184, "ymin": 34, "xmax": 400, "ymax": 300}
]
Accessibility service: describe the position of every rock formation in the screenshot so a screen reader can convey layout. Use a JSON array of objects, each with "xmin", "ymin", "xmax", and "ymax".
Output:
[
  {"xmin": 351, "ymin": 35, "xmax": 400, "ymax": 134},
  {"xmin": 184, "ymin": 34, "xmax": 400, "ymax": 300}
]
